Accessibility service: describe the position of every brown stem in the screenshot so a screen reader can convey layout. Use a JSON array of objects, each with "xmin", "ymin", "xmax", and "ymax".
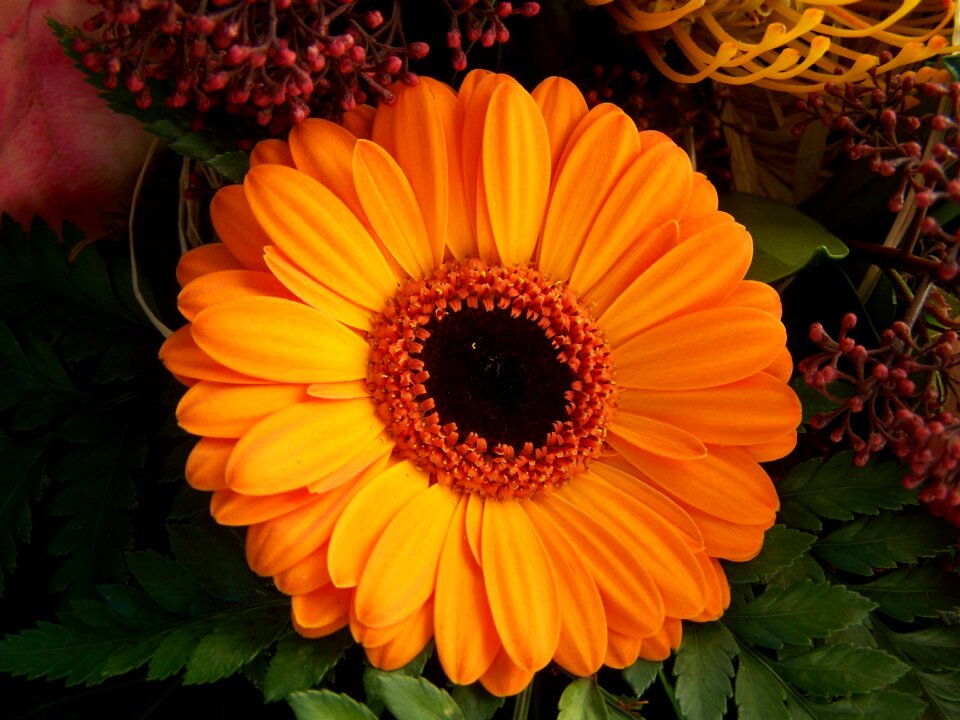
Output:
[{"xmin": 845, "ymin": 239, "xmax": 941, "ymax": 275}]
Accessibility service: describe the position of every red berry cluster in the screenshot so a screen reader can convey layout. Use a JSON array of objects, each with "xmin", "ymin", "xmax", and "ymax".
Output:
[
  {"xmin": 442, "ymin": 1, "xmax": 539, "ymax": 72},
  {"xmin": 72, "ymin": 0, "xmax": 427, "ymax": 135},
  {"xmin": 800, "ymin": 313, "xmax": 960, "ymax": 523}
]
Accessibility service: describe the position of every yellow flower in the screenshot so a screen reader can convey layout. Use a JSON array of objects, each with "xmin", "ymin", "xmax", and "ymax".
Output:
[
  {"xmin": 588, "ymin": 0, "xmax": 958, "ymax": 92},
  {"xmin": 160, "ymin": 71, "xmax": 801, "ymax": 696}
]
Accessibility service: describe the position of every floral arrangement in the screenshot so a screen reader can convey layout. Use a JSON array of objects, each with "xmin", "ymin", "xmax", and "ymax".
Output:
[{"xmin": 0, "ymin": 1, "xmax": 958, "ymax": 719}]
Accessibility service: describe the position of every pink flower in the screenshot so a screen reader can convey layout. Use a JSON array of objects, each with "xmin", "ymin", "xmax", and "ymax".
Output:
[{"xmin": 0, "ymin": 1, "xmax": 151, "ymax": 236}]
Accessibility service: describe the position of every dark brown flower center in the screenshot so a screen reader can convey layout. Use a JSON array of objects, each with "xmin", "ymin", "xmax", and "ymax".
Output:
[{"xmin": 367, "ymin": 259, "xmax": 615, "ymax": 499}]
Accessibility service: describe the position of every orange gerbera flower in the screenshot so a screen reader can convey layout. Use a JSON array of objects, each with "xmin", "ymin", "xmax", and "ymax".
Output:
[
  {"xmin": 588, "ymin": 0, "xmax": 958, "ymax": 92},
  {"xmin": 160, "ymin": 70, "xmax": 800, "ymax": 696}
]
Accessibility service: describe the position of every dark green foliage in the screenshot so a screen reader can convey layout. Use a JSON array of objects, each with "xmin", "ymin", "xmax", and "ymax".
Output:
[{"xmin": 673, "ymin": 622, "xmax": 738, "ymax": 720}]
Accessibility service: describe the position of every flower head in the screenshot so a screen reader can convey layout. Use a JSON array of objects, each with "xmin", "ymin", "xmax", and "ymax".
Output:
[
  {"xmin": 588, "ymin": 0, "xmax": 958, "ymax": 92},
  {"xmin": 160, "ymin": 70, "xmax": 800, "ymax": 695}
]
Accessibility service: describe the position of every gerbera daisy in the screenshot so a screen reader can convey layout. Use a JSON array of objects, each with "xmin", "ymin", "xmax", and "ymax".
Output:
[
  {"xmin": 160, "ymin": 70, "xmax": 800, "ymax": 696},
  {"xmin": 588, "ymin": 0, "xmax": 957, "ymax": 92}
]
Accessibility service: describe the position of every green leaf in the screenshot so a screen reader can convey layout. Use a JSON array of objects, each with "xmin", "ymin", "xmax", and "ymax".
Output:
[
  {"xmin": 771, "ymin": 644, "xmax": 910, "ymax": 697},
  {"xmin": 558, "ymin": 677, "xmax": 609, "ymax": 720},
  {"xmin": 724, "ymin": 525, "xmax": 817, "ymax": 583},
  {"xmin": 813, "ymin": 511, "xmax": 955, "ymax": 575},
  {"xmin": 206, "ymin": 151, "xmax": 251, "ymax": 183},
  {"xmin": 883, "ymin": 627, "xmax": 960, "ymax": 671},
  {"xmin": 718, "ymin": 192, "xmax": 848, "ymax": 282},
  {"xmin": 183, "ymin": 603, "xmax": 288, "ymax": 684},
  {"xmin": 734, "ymin": 649, "xmax": 788, "ymax": 720},
  {"xmin": 147, "ymin": 619, "xmax": 216, "ymax": 681},
  {"xmin": 46, "ymin": 434, "xmax": 144, "ymax": 597},
  {"xmin": 168, "ymin": 518, "xmax": 262, "ymax": 602},
  {"xmin": 851, "ymin": 567, "xmax": 960, "ymax": 622},
  {"xmin": 804, "ymin": 690, "xmax": 926, "ymax": 719},
  {"xmin": 126, "ymin": 549, "xmax": 214, "ymax": 616},
  {"xmin": 450, "ymin": 684, "xmax": 505, "ymax": 720},
  {"xmin": 262, "ymin": 630, "xmax": 352, "ymax": 702},
  {"xmin": 0, "ymin": 439, "xmax": 45, "ymax": 594},
  {"xmin": 674, "ymin": 622, "xmax": 738, "ymax": 720},
  {"xmin": 289, "ymin": 690, "xmax": 379, "ymax": 720},
  {"xmin": 623, "ymin": 659, "xmax": 661, "ymax": 696},
  {"xmin": 915, "ymin": 669, "xmax": 960, "ymax": 720},
  {"xmin": 766, "ymin": 555, "xmax": 826, "ymax": 591},
  {"xmin": 777, "ymin": 453, "xmax": 916, "ymax": 532},
  {"xmin": 724, "ymin": 581, "xmax": 876, "ymax": 649},
  {"xmin": 371, "ymin": 672, "xmax": 465, "ymax": 720}
]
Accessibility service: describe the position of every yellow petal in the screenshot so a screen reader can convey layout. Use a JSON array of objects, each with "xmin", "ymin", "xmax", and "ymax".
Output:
[
  {"xmin": 328, "ymin": 461, "xmax": 430, "ymax": 588},
  {"xmin": 539, "ymin": 108, "xmax": 641, "ymax": 281},
  {"xmin": 354, "ymin": 484, "xmax": 459, "ymax": 628},
  {"xmin": 618, "ymin": 374, "xmax": 801, "ymax": 446},
  {"xmin": 226, "ymin": 398, "xmax": 384, "ymax": 495},
  {"xmin": 177, "ymin": 381, "xmax": 306, "ymax": 438},
  {"xmin": 599, "ymin": 223, "xmax": 752, "ymax": 347},
  {"xmin": 192, "ymin": 296, "xmax": 369, "ymax": 383},
  {"xmin": 306, "ymin": 380, "xmax": 371, "ymax": 399},
  {"xmin": 175, "ymin": 244, "xmax": 244, "ymax": 288},
  {"xmin": 614, "ymin": 308, "xmax": 787, "ymax": 389},
  {"xmin": 306, "ymin": 432, "xmax": 393, "ymax": 494},
  {"xmin": 244, "ymin": 164, "xmax": 396, "ymax": 310},
  {"xmin": 178, "ymin": 269, "xmax": 294, "ymax": 321},
  {"xmin": 481, "ymin": 500, "xmax": 560, "ymax": 673},
  {"xmin": 210, "ymin": 186, "xmax": 270, "ymax": 271},
  {"xmin": 531, "ymin": 76, "xmax": 590, "ymax": 172},
  {"xmin": 353, "ymin": 140, "xmax": 434, "ymax": 278},
  {"xmin": 435, "ymin": 500, "xmax": 500, "ymax": 685},
  {"xmin": 480, "ymin": 81, "xmax": 551, "ymax": 266}
]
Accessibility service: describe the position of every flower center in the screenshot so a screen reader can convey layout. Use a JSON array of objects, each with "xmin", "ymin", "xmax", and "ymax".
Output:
[{"xmin": 367, "ymin": 259, "xmax": 615, "ymax": 499}]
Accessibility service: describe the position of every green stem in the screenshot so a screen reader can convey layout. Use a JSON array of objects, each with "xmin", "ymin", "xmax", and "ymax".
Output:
[
  {"xmin": 657, "ymin": 667, "xmax": 685, "ymax": 720},
  {"xmin": 512, "ymin": 681, "xmax": 533, "ymax": 720}
]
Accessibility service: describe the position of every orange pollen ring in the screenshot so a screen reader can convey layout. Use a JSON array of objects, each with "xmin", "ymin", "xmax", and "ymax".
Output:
[{"xmin": 366, "ymin": 259, "xmax": 616, "ymax": 500}]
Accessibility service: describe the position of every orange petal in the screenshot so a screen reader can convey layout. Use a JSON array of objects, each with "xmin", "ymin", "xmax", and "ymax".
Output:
[
  {"xmin": 539, "ymin": 108, "xmax": 640, "ymax": 281},
  {"xmin": 274, "ymin": 545, "xmax": 331, "ymax": 595},
  {"xmin": 604, "ymin": 630, "xmax": 643, "ymax": 669},
  {"xmin": 561, "ymin": 476, "xmax": 708, "ymax": 619},
  {"xmin": 175, "ymin": 244, "xmax": 244, "ymax": 287},
  {"xmin": 328, "ymin": 461, "xmax": 430, "ymax": 588},
  {"xmin": 481, "ymin": 500, "xmax": 560, "ymax": 672},
  {"xmin": 176, "ymin": 381, "xmax": 306, "ymax": 438},
  {"xmin": 743, "ymin": 431, "xmax": 798, "ymax": 462},
  {"xmin": 527, "ymin": 495, "xmax": 664, "ymax": 637},
  {"xmin": 682, "ymin": 505, "xmax": 771, "ymax": 561},
  {"xmin": 184, "ymin": 436, "xmax": 234, "ymax": 491},
  {"xmin": 466, "ymin": 493, "xmax": 484, "ymax": 565},
  {"xmin": 353, "ymin": 140, "xmax": 434, "ymax": 278},
  {"xmin": 613, "ymin": 308, "xmax": 787, "ymax": 389},
  {"xmin": 244, "ymin": 164, "xmax": 396, "ymax": 310},
  {"xmin": 722, "ymin": 280, "xmax": 783, "ymax": 319},
  {"xmin": 521, "ymin": 501, "xmax": 607, "ymax": 677},
  {"xmin": 435, "ymin": 499, "xmax": 500, "ymax": 685},
  {"xmin": 192, "ymin": 296, "xmax": 369, "ymax": 384},
  {"xmin": 262, "ymin": 247, "xmax": 373, "ymax": 332},
  {"xmin": 617, "ymin": 374, "xmax": 801, "ymax": 446},
  {"xmin": 227, "ymin": 398, "xmax": 385, "ymax": 495},
  {"xmin": 343, "ymin": 104, "xmax": 376, "ymax": 138},
  {"xmin": 159, "ymin": 325, "xmax": 262, "ymax": 385},
  {"xmin": 637, "ymin": 623, "xmax": 674, "ymax": 661},
  {"xmin": 250, "ymin": 139, "xmax": 294, "ymax": 167},
  {"xmin": 678, "ymin": 210, "xmax": 736, "ymax": 242},
  {"xmin": 461, "ymin": 73, "xmax": 509, "ymax": 247},
  {"xmin": 365, "ymin": 598, "xmax": 435, "ymax": 671},
  {"xmin": 610, "ymin": 442, "xmax": 779, "ymax": 526},
  {"xmin": 599, "ymin": 223, "xmax": 752, "ymax": 347},
  {"xmin": 372, "ymin": 78, "xmax": 455, "ymax": 267},
  {"xmin": 178, "ymin": 269, "xmax": 294, "ymax": 322},
  {"xmin": 577, "ymin": 220, "xmax": 680, "ymax": 313},
  {"xmin": 638, "ymin": 130, "xmax": 674, "ymax": 150},
  {"xmin": 609, "ymin": 413, "xmax": 707, "ymax": 460},
  {"xmin": 245, "ymin": 460, "xmax": 384, "ymax": 576},
  {"xmin": 210, "ymin": 186, "xmax": 270, "ymax": 271},
  {"xmin": 479, "ymin": 647, "xmax": 533, "ymax": 698},
  {"xmin": 480, "ymin": 82, "xmax": 551, "ymax": 266},
  {"xmin": 307, "ymin": 432, "xmax": 394, "ymax": 494},
  {"xmin": 354, "ymin": 484, "xmax": 459, "ymax": 628},
  {"xmin": 690, "ymin": 554, "xmax": 730, "ymax": 621},
  {"xmin": 681, "ymin": 172, "xmax": 719, "ymax": 220},
  {"xmin": 211, "ymin": 486, "xmax": 316, "ymax": 526},
  {"xmin": 291, "ymin": 585, "xmax": 351, "ymax": 632},
  {"xmin": 531, "ymin": 76, "xmax": 590, "ymax": 172},
  {"xmin": 765, "ymin": 347, "xmax": 794, "ymax": 383},
  {"xmin": 288, "ymin": 119, "xmax": 362, "ymax": 214}
]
